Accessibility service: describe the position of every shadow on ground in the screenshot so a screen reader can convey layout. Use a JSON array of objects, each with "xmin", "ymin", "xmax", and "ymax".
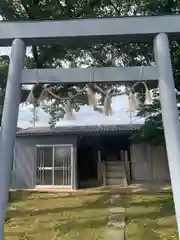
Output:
[
  {"xmin": 5, "ymin": 191, "xmax": 115, "ymax": 239},
  {"xmin": 125, "ymin": 193, "xmax": 178, "ymax": 240},
  {"xmin": 7, "ymin": 193, "xmax": 111, "ymax": 219}
]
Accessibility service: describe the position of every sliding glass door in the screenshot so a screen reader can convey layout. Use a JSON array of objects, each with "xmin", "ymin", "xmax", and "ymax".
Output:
[
  {"xmin": 54, "ymin": 146, "xmax": 72, "ymax": 186},
  {"xmin": 36, "ymin": 145, "xmax": 73, "ymax": 187},
  {"xmin": 36, "ymin": 146, "xmax": 53, "ymax": 186}
]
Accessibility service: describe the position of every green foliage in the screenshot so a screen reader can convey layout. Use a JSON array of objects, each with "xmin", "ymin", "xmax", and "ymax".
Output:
[
  {"xmin": 134, "ymin": 40, "xmax": 180, "ymax": 144},
  {"xmin": 131, "ymin": 120, "xmax": 165, "ymax": 145},
  {"xmin": 0, "ymin": 57, "xmax": 9, "ymax": 125},
  {"xmin": 0, "ymin": 0, "xmax": 180, "ymax": 143},
  {"xmin": 0, "ymin": 55, "xmax": 31, "ymax": 125}
]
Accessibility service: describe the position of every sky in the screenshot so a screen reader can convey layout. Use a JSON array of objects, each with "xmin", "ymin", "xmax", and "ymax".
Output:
[{"xmin": 0, "ymin": 15, "xmax": 12, "ymax": 55}]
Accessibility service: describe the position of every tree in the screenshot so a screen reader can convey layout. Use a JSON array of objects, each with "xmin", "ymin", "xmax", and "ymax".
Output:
[
  {"xmin": 0, "ymin": 0, "xmax": 151, "ymax": 124},
  {"xmin": 0, "ymin": 0, "xmax": 180, "ymax": 139},
  {"xmin": 0, "ymin": 54, "xmax": 34, "ymax": 126},
  {"xmin": 133, "ymin": 38, "xmax": 180, "ymax": 145}
]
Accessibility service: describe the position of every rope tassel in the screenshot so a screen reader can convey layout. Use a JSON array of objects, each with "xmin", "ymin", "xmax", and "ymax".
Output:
[
  {"xmin": 64, "ymin": 100, "xmax": 74, "ymax": 120},
  {"xmin": 128, "ymin": 91, "xmax": 141, "ymax": 112},
  {"xmin": 26, "ymin": 84, "xmax": 43, "ymax": 107},
  {"xmin": 86, "ymin": 84, "xmax": 97, "ymax": 109},
  {"xmin": 38, "ymin": 87, "xmax": 50, "ymax": 105},
  {"xmin": 144, "ymin": 84, "xmax": 152, "ymax": 104},
  {"xmin": 104, "ymin": 95, "xmax": 112, "ymax": 116}
]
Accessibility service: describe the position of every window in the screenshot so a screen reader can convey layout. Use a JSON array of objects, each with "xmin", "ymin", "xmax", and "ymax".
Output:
[{"xmin": 36, "ymin": 145, "xmax": 72, "ymax": 187}]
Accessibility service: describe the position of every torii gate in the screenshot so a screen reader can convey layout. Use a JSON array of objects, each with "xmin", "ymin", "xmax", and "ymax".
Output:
[{"xmin": 0, "ymin": 14, "xmax": 180, "ymax": 239}]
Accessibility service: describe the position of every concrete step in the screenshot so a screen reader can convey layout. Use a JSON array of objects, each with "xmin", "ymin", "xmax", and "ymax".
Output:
[
  {"xmin": 106, "ymin": 166, "xmax": 125, "ymax": 172},
  {"xmin": 106, "ymin": 178, "xmax": 127, "ymax": 186},
  {"xmin": 103, "ymin": 161, "xmax": 128, "ymax": 186},
  {"xmin": 105, "ymin": 161, "xmax": 124, "ymax": 166},
  {"xmin": 106, "ymin": 171, "xmax": 126, "ymax": 178},
  {"xmin": 106, "ymin": 165, "xmax": 125, "ymax": 170}
]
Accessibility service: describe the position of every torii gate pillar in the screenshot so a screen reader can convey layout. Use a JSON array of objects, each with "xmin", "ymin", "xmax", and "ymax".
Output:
[
  {"xmin": 0, "ymin": 29, "xmax": 180, "ymax": 239},
  {"xmin": 154, "ymin": 33, "xmax": 180, "ymax": 238},
  {"xmin": 0, "ymin": 39, "xmax": 26, "ymax": 240}
]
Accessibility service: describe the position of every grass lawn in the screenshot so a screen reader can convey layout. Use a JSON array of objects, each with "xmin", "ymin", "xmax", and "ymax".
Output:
[
  {"xmin": 5, "ymin": 191, "xmax": 178, "ymax": 239},
  {"xmin": 5, "ymin": 191, "xmax": 112, "ymax": 240},
  {"xmin": 126, "ymin": 193, "xmax": 178, "ymax": 240}
]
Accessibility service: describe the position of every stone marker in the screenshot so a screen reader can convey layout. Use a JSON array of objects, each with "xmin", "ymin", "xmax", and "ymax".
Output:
[
  {"xmin": 111, "ymin": 194, "xmax": 121, "ymax": 199},
  {"xmin": 108, "ymin": 220, "xmax": 125, "ymax": 229},
  {"xmin": 108, "ymin": 213, "xmax": 125, "ymax": 229},
  {"xmin": 106, "ymin": 229, "xmax": 124, "ymax": 240},
  {"xmin": 109, "ymin": 207, "xmax": 125, "ymax": 214}
]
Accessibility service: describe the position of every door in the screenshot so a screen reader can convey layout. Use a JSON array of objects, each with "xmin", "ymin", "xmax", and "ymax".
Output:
[
  {"xmin": 36, "ymin": 146, "xmax": 53, "ymax": 186},
  {"xmin": 36, "ymin": 145, "xmax": 73, "ymax": 187},
  {"xmin": 54, "ymin": 145, "xmax": 72, "ymax": 186}
]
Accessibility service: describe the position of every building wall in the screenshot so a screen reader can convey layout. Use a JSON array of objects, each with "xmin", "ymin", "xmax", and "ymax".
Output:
[
  {"xmin": 130, "ymin": 143, "xmax": 170, "ymax": 181},
  {"xmin": 150, "ymin": 145, "xmax": 170, "ymax": 180},
  {"xmin": 13, "ymin": 135, "xmax": 78, "ymax": 189},
  {"xmin": 13, "ymin": 135, "xmax": 170, "ymax": 190}
]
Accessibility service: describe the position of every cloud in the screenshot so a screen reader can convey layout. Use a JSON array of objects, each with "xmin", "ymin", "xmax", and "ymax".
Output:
[
  {"xmin": 18, "ymin": 105, "xmax": 51, "ymax": 128},
  {"xmin": 17, "ymin": 95, "xmax": 144, "ymax": 128}
]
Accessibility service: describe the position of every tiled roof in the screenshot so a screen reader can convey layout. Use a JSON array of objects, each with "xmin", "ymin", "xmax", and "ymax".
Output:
[{"xmin": 16, "ymin": 124, "xmax": 142, "ymax": 137}]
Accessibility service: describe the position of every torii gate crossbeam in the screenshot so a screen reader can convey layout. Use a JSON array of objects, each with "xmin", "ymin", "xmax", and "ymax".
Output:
[
  {"xmin": 0, "ymin": 15, "xmax": 180, "ymax": 240},
  {"xmin": 0, "ymin": 15, "xmax": 180, "ymax": 45}
]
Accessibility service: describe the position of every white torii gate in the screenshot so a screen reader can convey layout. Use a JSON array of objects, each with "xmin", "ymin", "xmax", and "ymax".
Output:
[{"xmin": 0, "ymin": 15, "xmax": 180, "ymax": 239}]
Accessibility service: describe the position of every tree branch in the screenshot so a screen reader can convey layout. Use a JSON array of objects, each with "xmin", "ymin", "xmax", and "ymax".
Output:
[
  {"xmin": 21, "ymin": 2, "xmax": 45, "ymax": 68},
  {"xmin": 109, "ymin": 0, "xmax": 120, "ymax": 13}
]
